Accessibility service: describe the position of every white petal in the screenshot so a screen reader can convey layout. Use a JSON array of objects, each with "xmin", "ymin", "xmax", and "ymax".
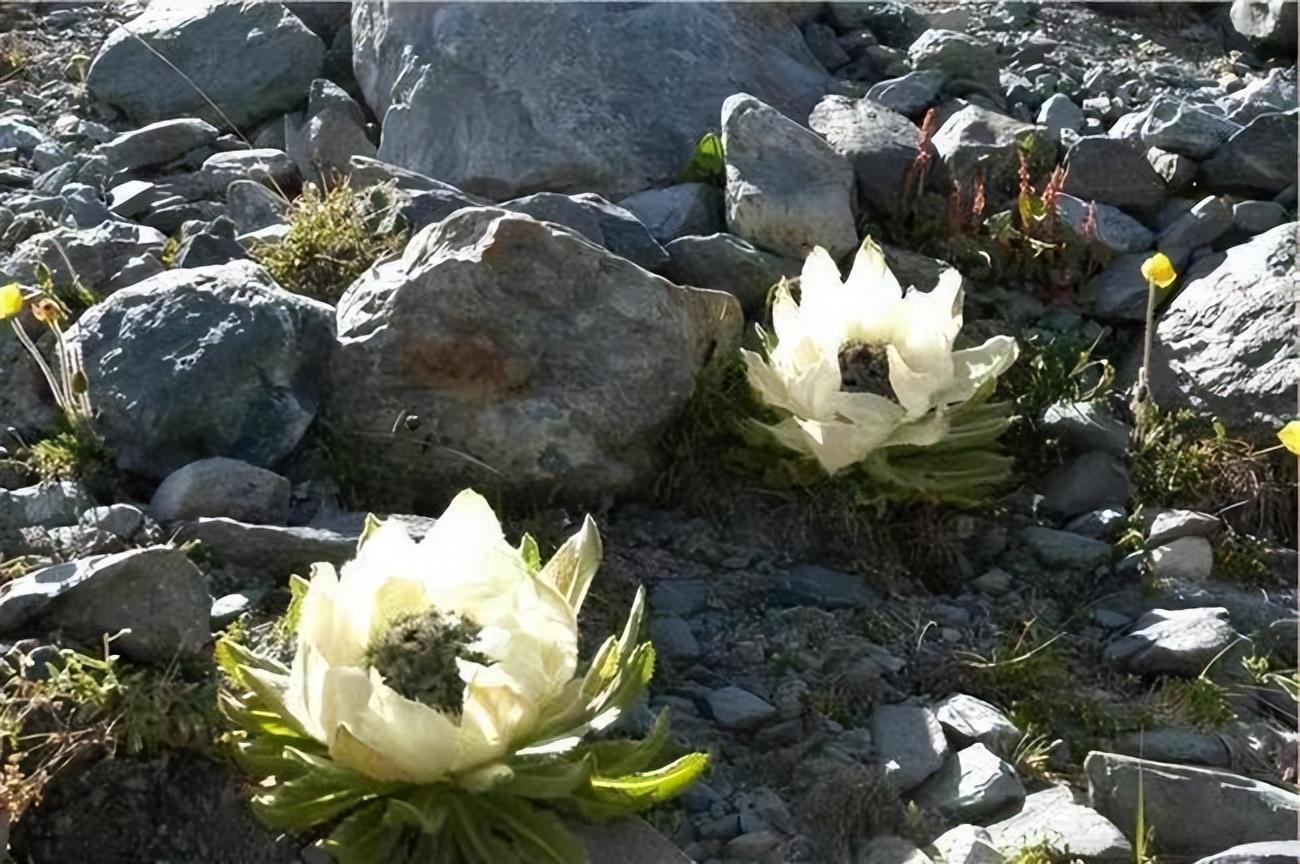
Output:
[
  {"xmin": 935, "ymin": 335, "xmax": 1020, "ymax": 405},
  {"xmin": 298, "ymin": 563, "xmax": 368, "ymax": 667},
  {"xmin": 419, "ymin": 490, "xmax": 533, "ymax": 626},
  {"xmin": 886, "ymin": 343, "xmax": 954, "ymax": 417},
  {"xmin": 537, "ymin": 515, "xmax": 602, "ymax": 615},
  {"xmin": 839, "ymin": 237, "xmax": 904, "ymax": 346},
  {"xmin": 336, "ymin": 670, "xmax": 460, "ymax": 783},
  {"xmin": 766, "ymin": 416, "xmax": 888, "ymax": 474},
  {"xmin": 453, "ymin": 665, "xmax": 542, "ymax": 773}
]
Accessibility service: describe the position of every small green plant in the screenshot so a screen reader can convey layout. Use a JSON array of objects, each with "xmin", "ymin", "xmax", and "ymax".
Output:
[
  {"xmin": 1158, "ymin": 676, "xmax": 1235, "ymax": 730},
  {"xmin": 252, "ymin": 180, "xmax": 406, "ymax": 304},
  {"xmin": 1010, "ymin": 730, "xmax": 1063, "ymax": 783},
  {"xmin": 1213, "ymin": 530, "xmax": 1276, "ymax": 587},
  {"xmin": 24, "ymin": 420, "xmax": 111, "ymax": 487},
  {"xmin": 1005, "ymin": 843, "xmax": 1079, "ymax": 864},
  {"xmin": 680, "ymin": 132, "xmax": 724, "ymax": 186}
]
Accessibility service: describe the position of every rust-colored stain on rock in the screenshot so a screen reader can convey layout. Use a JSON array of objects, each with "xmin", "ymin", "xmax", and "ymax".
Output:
[{"xmin": 401, "ymin": 334, "xmax": 530, "ymax": 393}]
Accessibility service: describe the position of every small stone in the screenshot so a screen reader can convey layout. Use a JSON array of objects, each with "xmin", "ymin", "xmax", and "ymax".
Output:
[
  {"xmin": 617, "ymin": 183, "xmax": 724, "ymax": 244},
  {"xmin": 1113, "ymin": 727, "xmax": 1231, "ymax": 769},
  {"xmin": 1019, "ymin": 527, "xmax": 1112, "ymax": 569},
  {"xmin": 211, "ymin": 590, "xmax": 262, "ymax": 628},
  {"xmin": 913, "ymin": 743, "xmax": 1026, "ymax": 821},
  {"xmin": 933, "ymin": 693, "xmax": 1021, "ymax": 756},
  {"xmin": 1140, "ymin": 96, "xmax": 1241, "ymax": 159},
  {"xmin": 724, "ymin": 831, "xmax": 782, "ymax": 860},
  {"xmin": 648, "ymin": 615, "xmax": 700, "ymax": 661},
  {"xmin": 705, "ymin": 685, "xmax": 777, "ymax": 731},
  {"xmin": 1066, "ymin": 508, "xmax": 1127, "ymax": 539},
  {"xmin": 79, "ymin": 504, "xmax": 146, "ymax": 540},
  {"xmin": 809, "ymin": 94, "xmax": 926, "ymax": 222},
  {"xmin": 0, "ymin": 482, "xmax": 93, "ymax": 537},
  {"xmin": 96, "ymin": 118, "xmax": 220, "ymax": 174},
  {"xmin": 201, "ymin": 149, "xmax": 299, "ymax": 196},
  {"xmin": 1148, "ymin": 536, "xmax": 1214, "ymax": 582},
  {"xmin": 865, "ymin": 69, "xmax": 945, "ymax": 116},
  {"xmin": 1194, "ymin": 841, "xmax": 1300, "ymax": 864},
  {"xmin": 722, "ymin": 93, "xmax": 857, "ymax": 260},
  {"xmin": 1039, "ymin": 451, "xmax": 1130, "ymax": 519},
  {"xmin": 649, "ymin": 580, "xmax": 710, "ymax": 616},
  {"xmin": 1232, "ymin": 200, "xmax": 1287, "ymax": 235},
  {"xmin": 862, "ymin": 837, "xmax": 935, "ymax": 864},
  {"xmin": 501, "ymin": 191, "xmax": 669, "ymax": 272},
  {"xmin": 907, "ymin": 29, "xmax": 1000, "ymax": 96},
  {"xmin": 1105, "ymin": 607, "xmax": 1237, "ymax": 676},
  {"xmin": 150, "ymin": 458, "xmax": 292, "ymax": 526},
  {"xmin": 1055, "ymin": 194, "xmax": 1153, "ymax": 254},
  {"xmin": 1146, "ymin": 510, "xmax": 1222, "ymax": 546},
  {"xmin": 1038, "ymin": 93, "xmax": 1084, "ymax": 134},
  {"xmin": 663, "ymin": 232, "xmax": 800, "ymax": 315},
  {"xmin": 986, "ymin": 785, "xmax": 1131, "ymax": 860},
  {"xmin": 1157, "ymin": 195, "xmax": 1234, "ymax": 265},
  {"xmin": 769, "ymin": 564, "xmax": 880, "ymax": 611},
  {"xmin": 1041, "ymin": 401, "xmax": 1131, "ymax": 456},
  {"xmin": 929, "ymin": 824, "xmax": 1005, "ymax": 864},
  {"xmin": 870, "ymin": 702, "xmax": 949, "ymax": 792},
  {"xmin": 972, "ymin": 568, "xmax": 1013, "ymax": 595},
  {"xmin": 1146, "ymin": 146, "xmax": 1197, "ymax": 191},
  {"xmin": 1062, "ymin": 136, "xmax": 1167, "ymax": 217}
]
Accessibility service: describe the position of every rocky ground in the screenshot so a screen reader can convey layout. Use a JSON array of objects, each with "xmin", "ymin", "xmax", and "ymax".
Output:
[{"xmin": 0, "ymin": 1, "xmax": 1297, "ymax": 863}]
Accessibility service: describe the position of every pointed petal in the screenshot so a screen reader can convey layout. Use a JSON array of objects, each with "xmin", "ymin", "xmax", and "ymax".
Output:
[
  {"xmin": 886, "ymin": 343, "xmax": 954, "ymax": 416},
  {"xmin": 537, "ymin": 515, "xmax": 602, "ymax": 615},
  {"xmin": 936, "ymin": 336, "xmax": 1020, "ymax": 405}
]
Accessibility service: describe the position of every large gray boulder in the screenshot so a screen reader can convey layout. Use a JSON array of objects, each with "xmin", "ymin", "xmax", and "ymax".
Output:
[
  {"xmin": 326, "ymin": 207, "xmax": 741, "ymax": 510},
  {"xmin": 723, "ymin": 93, "xmax": 857, "ymax": 260},
  {"xmin": 69, "ymin": 260, "xmax": 335, "ymax": 479},
  {"xmin": 87, "ymin": 1, "xmax": 325, "ymax": 131},
  {"xmin": 0, "ymin": 547, "xmax": 210, "ymax": 663},
  {"xmin": 149, "ymin": 458, "xmax": 291, "ymax": 526},
  {"xmin": 1061, "ymin": 137, "xmax": 1167, "ymax": 219},
  {"xmin": 500, "ymin": 192, "xmax": 669, "ymax": 272},
  {"xmin": 352, "ymin": 3, "xmax": 830, "ymax": 200},
  {"xmin": 1199, "ymin": 111, "xmax": 1298, "ymax": 198},
  {"xmin": 1085, "ymin": 753, "xmax": 1300, "ymax": 855},
  {"xmin": 1104, "ymin": 607, "xmax": 1239, "ymax": 676},
  {"xmin": 1149, "ymin": 223, "xmax": 1296, "ymax": 444},
  {"xmin": 870, "ymin": 703, "xmax": 950, "ymax": 792},
  {"xmin": 664, "ymin": 233, "xmax": 800, "ymax": 315},
  {"xmin": 986, "ymin": 786, "xmax": 1131, "ymax": 862},
  {"xmin": 809, "ymin": 94, "xmax": 927, "ymax": 223}
]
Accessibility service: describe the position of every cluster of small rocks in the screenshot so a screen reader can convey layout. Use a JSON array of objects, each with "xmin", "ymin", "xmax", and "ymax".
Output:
[{"xmin": 0, "ymin": 2, "xmax": 1296, "ymax": 863}]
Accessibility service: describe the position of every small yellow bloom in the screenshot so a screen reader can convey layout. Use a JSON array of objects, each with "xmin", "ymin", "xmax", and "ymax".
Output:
[
  {"xmin": 1279, "ymin": 420, "xmax": 1300, "ymax": 455},
  {"xmin": 0, "ymin": 283, "xmax": 24, "ymax": 320},
  {"xmin": 1141, "ymin": 253, "xmax": 1177, "ymax": 289}
]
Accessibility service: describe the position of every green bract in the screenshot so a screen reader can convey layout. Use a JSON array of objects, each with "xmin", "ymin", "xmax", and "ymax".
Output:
[{"xmin": 218, "ymin": 489, "xmax": 706, "ymax": 864}]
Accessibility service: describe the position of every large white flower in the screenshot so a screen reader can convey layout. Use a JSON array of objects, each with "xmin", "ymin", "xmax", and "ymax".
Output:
[
  {"xmin": 268, "ymin": 489, "xmax": 602, "ymax": 786},
  {"xmin": 741, "ymin": 238, "xmax": 1019, "ymax": 474}
]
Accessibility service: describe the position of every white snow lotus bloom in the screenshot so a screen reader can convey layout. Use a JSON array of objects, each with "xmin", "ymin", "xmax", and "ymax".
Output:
[
  {"xmin": 219, "ymin": 489, "xmax": 706, "ymax": 864},
  {"xmin": 741, "ymin": 238, "xmax": 1019, "ymax": 487}
]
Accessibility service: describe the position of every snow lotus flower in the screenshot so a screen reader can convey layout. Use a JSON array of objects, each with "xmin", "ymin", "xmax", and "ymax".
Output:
[
  {"xmin": 741, "ymin": 238, "xmax": 1019, "ymax": 490},
  {"xmin": 219, "ymin": 489, "xmax": 706, "ymax": 864}
]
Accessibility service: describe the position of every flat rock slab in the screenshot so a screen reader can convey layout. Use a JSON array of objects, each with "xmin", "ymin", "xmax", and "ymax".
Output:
[
  {"xmin": 986, "ymin": 785, "xmax": 1131, "ymax": 862},
  {"xmin": 575, "ymin": 818, "xmax": 693, "ymax": 864}
]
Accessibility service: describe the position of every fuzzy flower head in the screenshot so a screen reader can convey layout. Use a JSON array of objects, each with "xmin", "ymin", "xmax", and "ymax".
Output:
[
  {"xmin": 741, "ymin": 238, "xmax": 1018, "ymax": 474},
  {"xmin": 1142, "ymin": 252, "xmax": 1177, "ymax": 288},
  {"xmin": 276, "ymin": 490, "xmax": 603, "ymax": 786}
]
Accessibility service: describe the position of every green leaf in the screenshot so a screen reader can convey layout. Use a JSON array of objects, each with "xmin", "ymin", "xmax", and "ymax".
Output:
[
  {"xmin": 518, "ymin": 533, "xmax": 542, "ymax": 573},
  {"xmin": 446, "ymin": 794, "xmax": 524, "ymax": 864},
  {"xmin": 280, "ymin": 573, "xmax": 311, "ymax": 633},
  {"xmin": 317, "ymin": 801, "xmax": 406, "ymax": 864},
  {"xmin": 250, "ymin": 749, "xmax": 402, "ymax": 830},
  {"xmin": 588, "ymin": 643, "xmax": 656, "ymax": 732},
  {"xmin": 483, "ymin": 794, "xmax": 589, "ymax": 864},
  {"xmin": 496, "ymin": 755, "xmax": 594, "ymax": 800},
  {"xmin": 589, "ymin": 752, "xmax": 710, "ymax": 810},
  {"xmin": 582, "ymin": 710, "xmax": 671, "ymax": 777},
  {"xmin": 680, "ymin": 132, "xmax": 725, "ymax": 186}
]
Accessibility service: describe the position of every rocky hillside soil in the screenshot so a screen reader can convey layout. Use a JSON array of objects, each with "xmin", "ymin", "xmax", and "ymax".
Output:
[{"xmin": 0, "ymin": 2, "xmax": 1297, "ymax": 863}]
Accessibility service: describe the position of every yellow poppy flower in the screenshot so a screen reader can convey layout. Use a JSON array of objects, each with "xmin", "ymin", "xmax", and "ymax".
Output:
[
  {"xmin": 1279, "ymin": 420, "xmax": 1300, "ymax": 455},
  {"xmin": 0, "ymin": 283, "xmax": 24, "ymax": 320},
  {"xmin": 1141, "ymin": 253, "xmax": 1177, "ymax": 289}
]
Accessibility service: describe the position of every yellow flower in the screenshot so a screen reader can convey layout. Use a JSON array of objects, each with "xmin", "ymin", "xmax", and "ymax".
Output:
[
  {"xmin": 1279, "ymin": 421, "xmax": 1300, "ymax": 455},
  {"xmin": 1141, "ymin": 253, "xmax": 1177, "ymax": 289},
  {"xmin": 0, "ymin": 283, "xmax": 24, "ymax": 320}
]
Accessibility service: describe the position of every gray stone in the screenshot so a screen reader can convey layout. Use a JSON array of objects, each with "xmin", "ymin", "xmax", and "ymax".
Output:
[
  {"xmin": 501, "ymin": 192, "xmax": 669, "ymax": 272},
  {"xmin": 1085, "ymin": 753, "xmax": 1300, "ymax": 855},
  {"xmin": 95, "ymin": 118, "xmax": 220, "ymax": 174},
  {"xmin": 346, "ymin": 156, "xmax": 489, "ymax": 232},
  {"xmin": 929, "ymin": 825, "xmax": 1004, "ymax": 864},
  {"xmin": 0, "ymin": 482, "xmax": 92, "ymax": 537},
  {"xmin": 79, "ymin": 504, "xmax": 146, "ymax": 540},
  {"xmin": 1200, "ymin": 111, "xmax": 1298, "ymax": 198},
  {"xmin": 211, "ymin": 591, "xmax": 260, "ymax": 628},
  {"xmin": 1217, "ymin": 69, "xmax": 1296, "ymax": 125},
  {"xmin": 870, "ymin": 703, "xmax": 949, "ymax": 792},
  {"xmin": 1147, "ymin": 536, "xmax": 1214, "ymax": 582},
  {"xmin": 1038, "ymin": 93, "xmax": 1084, "ymax": 135},
  {"xmin": 769, "ymin": 564, "xmax": 881, "ymax": 611},
  {"xmin": 803, "ymin": 21, "xmax": 849, "ymax": 70},
  {"xmin": 172, "ymin": 518, "xmax": 358, "ymax": 584},
  {"xmin": 1041, "ymin": 401, "xmax": 1131, "ymax": 456},
  {"xmin": 648, "ymin": 615, "xmax": 700, "ymax": 661},
  {"xmin": 3, "ymin": 220, "xmax": 167, "ymax": 297},
  {"xmin": 931, "ymin": 103, "xmax": 1052, "ymax": 197},
  {"xmin": 107, "ymin": 254, "xmax": 166, "ymax": 293},
  {"xmin": 649, "ymin": 581, "xmax": 710, "ymax": 617},
  {"xmin": 1067, "ymin": 508, "xmax": 1127, "ymax": 539},
  {"xmin": 664, "ymin": 233, "xmax": 802, "ymax": 314},
  {"xmin": 149, "ymin": 457, "xmax": 291, "ymax": 525},
  {"xmin": 972, "ymin": 568, "xmax": 1012, "ymax": 595},
  {"xmin": 87, "ymin": 2, "xmax": 325, "ymax": 130},
  {"xmin": 914, "ymin": 743, "xmax": 1026, "ymax": 821},
  {"xmin": 811, "ymin": 95, "xmax": 928, "ymax": 226},
  {"xmin": 866, "ymin": 69, "xmax": 945, "ymax": 116},
  {"xmin": 1194, "ymin": 841, "xmax": 1300, "ymax": 864},
  {"xmin": 59, "ymin": 184, "xmax": 111, "ymax": 229},
  {"xmin": 107, "ymin": 180, "xmax": 170, "ymax": 220},
  {"xmin": 201, "ymin": 149, "xmax": 299, "ymax": 196},
  {"xmin": 172, "ymin": 217, "xmax": 249, "ymax": 269},
  {"xmin": 1019, "ymin": 527, "xmax": 1112, "ymax": 569},
  {"xmin": 907, "ymin": 30, "xmax": 999, "ymax": 96},
  {"xmin": 1055, "ymin": 194, "xmax": 1153, "ymax": 254},
  {"xmin": 574, "ymin": 818, "xmax": 693, "ymax": 864},
  {"xmin": 1230, "ymin": 0, "xmax": 1298, "ymax": 54},
  {"xmin": 1141, "ymin": 96, "xmax": 1242, "ymax": 159},
  {"xmin": 723, "ymin": 93, "xmax": 857, "ymax": 261},
  {"xmin": 933, "ymin": 693, "xmax": 1021, "ymax": 756},
  {"xmin": 1105, "ymin": 607, "xmax": 1236, "ymax": 676},
  {"xmin": 1081, "ymin": 251, "xmax": 1169, "ymax": 321},
  {"xmin": 1146, "ymin": 146, "xmax": 1197, "ymax": 192},
  {"xmin": 69, "ymin": 260, "xmax": 335, "ymax": 479},
  {"xmin": 283, "ymin": 78, "xmax": 376, "ymax": 183},
  {"xmin": 1113, "ymin": 727, "xmax": 1232, "ymax": 769},
  {"xmin": 1150, "ymin": 224, "xmax": 1296, "ymax": 443},
  {"xmin": 226, "ymin": 180, "xmax": 288, "ymax": 233},
  {"xmin": 0, "ymin": 547, "xmax": 209, "ymax": 663},
  {"xmin": 352, "ymin": 3, "xmax": 830, "ymax": 200},
  {"xmin": 1158, "ymin": 195, "xmax": 1234, "ymax": 265},
  {"xmin": 33, "ymin": 141, "xmax": 72, "ymax": 174},
  {"xmin": 1062, "ymin": 137, "xmax": 1167, "ymax": 218},
  {"xmin": 830, "ymin": 2, "xmax": 927, "ymax": 48},
  {"xmin": 986, "ymin": 786, "xmax": 1131, "ymax": 862},
  {"xmin": 706, "ymin": 685, "xmax": 777, "ymax": 731},
  {"xmin": 617, "ymin": 184, "xmax": 725, "ymax": 244},
  {"xmin": 1039, "ymin": 451, "xmax": 1130, "ymax": 519},
  {"xmin": 862, "ymin": 837, "xmax": 935, "ymax": 864},
  {"xmin": 1232, "ymin": 200, "xmax": 1287, "ymax": 235},
  {"xmin": 0, "ymin": 118, "xmax": 45, "ymax": 153},
  {"xmin": 326, "ymin": 208, "xmax": 739, "ymax": 510},
  {"xmin": 1147, "ymin": 509, "xmax": 1221, "ymax": 546},
  {"xmin": 0, "ymin": 331, "xmax": 58, "ymax": 438}
]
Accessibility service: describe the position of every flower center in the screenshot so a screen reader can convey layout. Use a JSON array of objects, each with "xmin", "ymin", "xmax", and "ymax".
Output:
[
  {"xmin": 365, "ymin": 608, "xmax": 488, "ymax": 714},
  {"xmin": 839, "ymin": 342, "xmax": 895, "ymax": 400}
]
